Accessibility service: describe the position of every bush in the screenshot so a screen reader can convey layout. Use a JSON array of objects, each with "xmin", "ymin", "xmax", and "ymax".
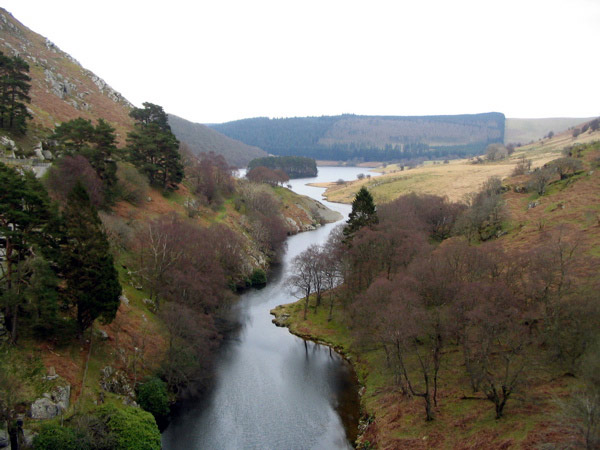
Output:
[
  {"xmin": 137, "ymin": 377, "xmax": 170, "ymax": 422},
  {"xmin": 33, "ymin": 424, "xmax": 86, "ymax": 450},
  {"xmin": 97, "ymin": 405, "xmax": 161, "ymax": 450},
  {"xmin": 115, "ymin": 163, "xmax": 150, "ymax": 205},
  {"xmin": 250, "ymin": 268, "xmax": 267, "ymax": 286}
]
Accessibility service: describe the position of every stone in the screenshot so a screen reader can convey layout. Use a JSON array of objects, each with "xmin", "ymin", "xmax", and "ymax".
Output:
[
  {"xmin": 29, "ymin": 382, "xmax": 70, "ymax": 419},
  {"xmin": 95, "ymin": 329, "xmax": 109, "ymax": 340},
  {"xmin": 0, "ymin": 427, "xmax": 9, "ymax": 449},
  {"xmin": 52, "ymin": 385, "xmax": 70, "ymax": 411},
  {"xmin": 100, "ymin": 366, "xmax": 135, "ymax": 399},
  {"xmin": 22, "ymin": 429, "xmax": 36, "ymax": 448},
  {"xmin": 119, "ymin": 294, "xmax": 129, "ymax": 306},
  {"xmin": 528, "ymin": 201, "xmax": 539, "ymax": 209},
  {"xmin": 30, "ymin": 397, "xmax": 60, "ymax": 419}
]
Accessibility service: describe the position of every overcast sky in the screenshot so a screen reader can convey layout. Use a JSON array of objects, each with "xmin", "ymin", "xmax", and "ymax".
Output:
[{"xmin": 2, "ymin": 0, "xmax": 599, "ymax": 124}]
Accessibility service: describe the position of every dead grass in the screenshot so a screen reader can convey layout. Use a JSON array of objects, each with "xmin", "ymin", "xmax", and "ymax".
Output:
[{"xmin": 322, "ymin": 129, "xmax": 600, "ymax": 205}]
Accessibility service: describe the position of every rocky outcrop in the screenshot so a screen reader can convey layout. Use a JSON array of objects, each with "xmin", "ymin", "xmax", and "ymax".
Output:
[
  {"xmin": 29, "ymin": 384, "xmax": 70, "ymax": 419},
  {"xmin": 281, "ymin": 193, "xmax": 342, "ymax": 234},
  {"xmin": 100, "ymin": 366, "xmax": 135, "ymax": 400}
]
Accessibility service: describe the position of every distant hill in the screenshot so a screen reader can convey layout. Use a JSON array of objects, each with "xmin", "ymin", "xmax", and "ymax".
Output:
[
  {"xmin": 210, "ymin": 113, "xmax": 506, "ymax": 162},
  {"xmin": 168, "ymin": 114, "xmax": 267, "ymax": 168},
  {"xmin": 505, "ymin": 117, "xmax": 593, "ymax": 145},
  {"xmin": 0, "ymin": 8, "xmax": 134, "ymax": 141}
]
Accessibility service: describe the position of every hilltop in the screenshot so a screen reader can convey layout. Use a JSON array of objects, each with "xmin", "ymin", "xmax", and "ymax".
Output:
[{"xmin": 210, "ymin": 113, "xmax": 506, "ymax": 162}]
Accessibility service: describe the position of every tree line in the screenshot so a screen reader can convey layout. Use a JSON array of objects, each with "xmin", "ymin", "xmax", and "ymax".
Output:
[{"xmin": 212, "ymin": 113, "xmax": 505, "ymax": 162}]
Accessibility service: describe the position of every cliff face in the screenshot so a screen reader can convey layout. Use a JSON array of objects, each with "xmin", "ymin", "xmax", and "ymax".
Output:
[{"xmin": 0, "ymin": 8, "xmax": 134, "ymax": 139}]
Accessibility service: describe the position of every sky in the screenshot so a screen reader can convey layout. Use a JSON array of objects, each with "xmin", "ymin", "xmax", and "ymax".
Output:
[{"xmin": 2, "ymin": 0, "xmax": 599, "ymax": 124}]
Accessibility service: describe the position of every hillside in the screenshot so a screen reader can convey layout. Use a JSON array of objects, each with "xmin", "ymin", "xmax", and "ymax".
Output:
[
  {"xmin": 272, "ymin": 137, "xmax": 600, "ymax": 449},
  {"xmin": 168, "ymin": 114, "xmax": 267, "ymax": 168},
  {"xmin": 0, "ymin": 8, "xmax": 133, "ymax": 141},
  {"xmin": 210, "ymin": 113, "xmax": 506, "ymax": 162},
  {"xmin": 319, "ymin": 121, "xmax": 600, "ymax": 204},
  {"xmin": 0, "ymin": 8, "xmax": 264, "ymax": 167},
  {"xmin": 505, "ymin": 117, "xmax": 593, "ymax": 145}
]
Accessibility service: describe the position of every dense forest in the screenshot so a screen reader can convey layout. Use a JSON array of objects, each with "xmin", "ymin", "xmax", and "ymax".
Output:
[
  {"xmin": 247, "ymin": 155, "xmax": 318, "ymax": 178},
  {"xmin": 211, "ymin": 113, "xmax": 505, "ymax": 162}
]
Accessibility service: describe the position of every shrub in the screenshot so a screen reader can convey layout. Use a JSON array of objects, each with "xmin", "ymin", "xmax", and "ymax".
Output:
[
  {"xmin": 115, "ymin": 163, "xmax": 150, "ymax": 205},
  {"xmin": 137, "ymin": 377, "xmax": 170, "ymax": 422},
  {"xmin": 97, "ymin": 405, "xmax": 161, "ymax": 450},
  {"xmin": 45, "ymin": 155, "xmax": 104, "ymax": 208},
  {"xmin": 250, "ymin": 268, "xmax": 267, "ymax": 286},
  {"xmin": 33, "ymin": 424, "xmax": 85, "ymax": 450}
]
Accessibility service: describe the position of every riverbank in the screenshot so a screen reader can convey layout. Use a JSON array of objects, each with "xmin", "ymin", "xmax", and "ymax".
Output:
[
  {"xmin": 270, "ymin": 298, "xmax": 378, "ymax": 449},
  {"xmin": 271, "ymin": 291, "xmax": 571, "ymax": 449}
]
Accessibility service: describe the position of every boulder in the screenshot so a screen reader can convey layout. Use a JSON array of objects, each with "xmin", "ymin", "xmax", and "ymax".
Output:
[
  {"xmin": 29, "ymin": 397, "xmax": 60, "ymax": 419},
  {"xmin": 29, "ymin": 383, "xmax": 70, "ymax": 419}
]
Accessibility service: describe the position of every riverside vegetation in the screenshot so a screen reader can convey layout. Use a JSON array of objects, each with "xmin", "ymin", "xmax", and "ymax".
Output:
[
  {"xmin": 0, "ymin": 60, "xmax": 339, "ymax": 448},
  {"xmin": 274, "ymin": 135, "xmax": 600, "ymax": 449}
]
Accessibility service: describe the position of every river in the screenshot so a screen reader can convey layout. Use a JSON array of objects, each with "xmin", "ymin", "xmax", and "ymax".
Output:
[{"xmin": 161, "ymin": 166, "xmax": 376, "ymax": 450}]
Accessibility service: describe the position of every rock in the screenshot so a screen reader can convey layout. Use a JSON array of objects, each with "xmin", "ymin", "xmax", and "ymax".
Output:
[
  {"xmin": 272, "ymin": 313, "xmax": 290, "ymax": 327},
  {"xmin": 528, "ymin": 201, "xmax": 539, "ymax": 209},
  {"xmin": 0, "ymin": 427, "xmax": 9, "ymax": 449},
  {"xmin": 52, "ymin": 385, "xmax": 70, "ymax": 411},
  {"xmin": 22, "ymin": 429, "xmax": 36, "ymax": 448},
  {"xmin": 100, "ymin": 366, "xmax": 135, "ymax": 399},
  {"xmin": 30, "ymin": 397, "xmax": 60, "ymax": 419},
  {"xmin": 142, "ymin": 298, "xmax": 156, "ymax": 311},
  {"xmin": 119, "ymin": 295, "xmax": 129, "ymax": 306},
  {"xmin": 95, "ymin": 329, "xmax": 109, "ymax": 340},
  {"xmin": 29, "ymin": 382, "xmax": 71, "ymax": 419},
  {"xmin": 146, "ymin": 196, "xmax": 152, "ymax": 202}
]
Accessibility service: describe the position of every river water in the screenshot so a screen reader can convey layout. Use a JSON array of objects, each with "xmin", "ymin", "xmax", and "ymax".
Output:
[{"xmin": 162, "ymin": 167, "xmax": 376, "ymax": 450}]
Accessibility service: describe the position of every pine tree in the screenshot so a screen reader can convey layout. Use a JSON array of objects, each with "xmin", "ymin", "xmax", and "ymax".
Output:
[
  {"xmin": 0, "ymin": 52, "xmax": 32, "ymax": 133},
  {"xmin": 61, "ymin": 183, "xmax": 121, "ymax": 335},
  {"xmin": 50, "ymin": 118, "xmax": 118, "ymax": 199},
  {"xmin": 343, "ymin": 187, "xmax": 378, "ymax": 241},
  {"xmin": 126, "ymin": 102, "xmax": 184, "ymax": 190}
]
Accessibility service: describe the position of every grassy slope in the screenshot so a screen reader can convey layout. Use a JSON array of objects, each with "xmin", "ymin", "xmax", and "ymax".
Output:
[
  {"xmin": 321, "ymin": 126, "xmax": 600, "ymax": 205},
  {"xmin": 0, "ymin": 8, "xmax": 134, "ymax": 143},
  {"xmin": 505, "ymin": 117, "xmax": 593, "ymax": 145},
  {"xmin": 273, "ymin": 140, "xmax": 600, "ymax": 449}
]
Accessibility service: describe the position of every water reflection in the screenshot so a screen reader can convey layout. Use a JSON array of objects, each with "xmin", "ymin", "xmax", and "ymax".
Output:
[{"xmin": 162, "ymin": 166, "xmax": 376, "ymax": 449}]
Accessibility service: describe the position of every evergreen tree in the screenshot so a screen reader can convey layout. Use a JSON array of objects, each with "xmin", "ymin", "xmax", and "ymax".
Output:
[
  {"xmin": 50, "ymin": 118, "xmax": 118, "ymax": 199},
  {"xmin": 61, "ymin": 183, "xmax": 121, "ymax": 335},
  {"xmin": 0, "ymin": 163, "xmax": 54, "ymax": 343},
  {"xmin": 126, "ymin": 102, "xmax": 184, "ymax": 190},
  {"xmin": 0, "ymin": 52, "xmax": 32, "ymax": 133},
  {"xmin": 343, "ymin": 187, "xmax": 378, "ymax": 241}
]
